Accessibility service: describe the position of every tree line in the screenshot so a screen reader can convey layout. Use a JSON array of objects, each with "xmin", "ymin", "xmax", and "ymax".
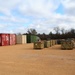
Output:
[{"xmin": 23, "ymin": 27, "xmax": 75, "ymax": 40}]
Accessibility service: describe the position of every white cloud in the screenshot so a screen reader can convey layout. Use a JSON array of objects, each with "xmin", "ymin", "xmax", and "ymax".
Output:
[
  {"xmin": 0, "ymin": 0, "xmax": 21, "ymax": 16},
  {"xmin": 18, "ymin": 0, "xmax": 60, "ymax": 18},
  {"xmin": 61, "ymin": 0, "xmax": 75, "ymax": 15},
  {"xmin": 0, "ymin": 0, "xmax": 75, "ymax": 34},
  {"xmin": 0, "ymin": 15, "xmax": 28, "ymax": 23}
]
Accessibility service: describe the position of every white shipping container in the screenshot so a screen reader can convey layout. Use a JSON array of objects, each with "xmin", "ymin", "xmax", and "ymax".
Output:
[
  {"xmin": 16, "ymin": 35, "xmax": 27, "ymax": 44},
  {"xmin": 22, "ymin": 35, "xmax": 27, "ymax": 44}
]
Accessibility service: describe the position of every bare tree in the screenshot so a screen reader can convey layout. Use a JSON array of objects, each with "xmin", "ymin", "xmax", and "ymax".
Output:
[
  {"xmin": 27, "ymin": 28, "xmax": 37, "ymax": 35},
  {"xmin": 70, "ymin": 28, "xmax": 75, "ymax": 34},
  {"xmin": 61, "ymin": 28, "xmax": 65, "ymax": 34},
  {"xmin": 54, "ymin": 26, "xmax": 60, "ymax": 34}
]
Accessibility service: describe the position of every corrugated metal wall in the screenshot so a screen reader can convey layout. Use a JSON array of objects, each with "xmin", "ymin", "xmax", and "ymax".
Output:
[
  {"xmin": 0, "ymin": 34, "xmax": 1, "ymax": 45},
  {"xmin": 9, "ymin": 34, "xmax": 16, "ymax": 45},
  {"xmin": 22, "ymin": 35, "xmax": 27, "ymax": 44},
  {"xmin": 0, "ymin": 34, "xmax": 10, "ymax": 46},
  {"xmin": 27, "ymin": 35, "xmax": 31, "ymax": 43},
  {"xmin": 27, "ymin": 35, "xmax": 37, "ymax": 43},
  {"xmin": 16, "ymin": 35, "xmax": 26, "ymax": 44}
]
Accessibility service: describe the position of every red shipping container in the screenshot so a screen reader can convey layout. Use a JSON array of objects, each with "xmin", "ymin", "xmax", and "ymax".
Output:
[
  {"xmin": 9, "ymin": 34, "xmax": 16, "ymax": 45},
  {"xmin": 0, "ymin": 34, "xmax": 10, "ymax": 46}
]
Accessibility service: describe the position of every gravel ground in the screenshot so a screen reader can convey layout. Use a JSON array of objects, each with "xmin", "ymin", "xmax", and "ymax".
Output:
[{"xmin": 0, "ymin": 44, "xmax": 75, "ymax": 75}]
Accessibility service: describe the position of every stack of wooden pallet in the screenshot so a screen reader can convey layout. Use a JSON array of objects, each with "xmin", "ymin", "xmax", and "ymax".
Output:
[
  {"xmin": 50, "ymin": 40, "xmax": 53, "ymax": 47},
  {"xmin": 61, "ymin": 40, "xmax": 73, "ymax": 50},
  {"xmin": 34, "ymin": 41, "xmax": 44, "ymax": 49},
  {"xmin": 55, "ymin": 40, "xmax": 57, "ymax": 45},
  {"xmin": 44, "ymin": 41, "xmax": 50, "ymax": 48},
  {"xmin": 52, "ymin": 40, "xmax": 56, "ymax": 45}
]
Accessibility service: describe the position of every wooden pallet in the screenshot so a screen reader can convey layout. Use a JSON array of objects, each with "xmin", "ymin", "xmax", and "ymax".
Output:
[
  {"xmin": 44, "ymin": 41, "xmax": 50, "ymax": 48},
  {"xmin": 50, "ymin": 40, "xmax": 53, "ymax": 47},
  {"xmin": 53, "ymin": 40, "xmax": 56, "ymax": 45},
  {"xmin": 34, "ymin": 41, "xmax": 44, "ymax": 49},
  {"xmin": 61, "ymin": 41, "xmax": 73, "ymax": 50}
]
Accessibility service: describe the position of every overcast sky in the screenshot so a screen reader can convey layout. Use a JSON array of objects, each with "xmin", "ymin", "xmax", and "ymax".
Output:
[{"xmin": 0, "ymin": 0, "xmax": 75, "ymax": 34}]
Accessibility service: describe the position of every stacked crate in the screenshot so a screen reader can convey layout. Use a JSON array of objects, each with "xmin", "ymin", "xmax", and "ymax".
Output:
[
  {"xmin": 71, "ymin": 39, "xmax": 75, "ymax": 48},
  {"xmin": 34, "ymin": 41, "xmax": 44, "ymax": 49},
  {"xmin": 55, "ymin": 40, "xmax": 57, "ymax": 45},
  {"xmin": 52, "ymin": 40, "xmax": 54, "ymax": 46},
  {"xmin": 53, "ymin": 40, "xmax": 56, "ymax": 45},
  {"xmin": 44, "ymin": 41, "xmax": 50, "ymax": 48},
  {"xmin": 50, "ymin": 40, "xmax": 53, "ymax": 47},
  {"xmin": 61, "ymin": 40, "xmax": 73, "ymax": 50}
]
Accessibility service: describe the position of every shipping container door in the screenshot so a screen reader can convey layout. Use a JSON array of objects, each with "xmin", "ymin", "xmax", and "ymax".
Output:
[
  {"xmin": 2, "ymin": 34, "xmax": 6, "ymax": 46},
  {"xmin": 22, "ymin": 35, "xmax": 25, "ymax": 44},
  {"xmin": 16, "ymin": 35, "xmax": 22, "ymax": 44},
  {"xmin": 27, "ymin": 35, "xmax": 31, "ymax": 43},
  {"xmin": 10, "ymin": 34, "xmax": 16, "ymax": 45},
  {"xmin": 25, "ymin": 35, "xmax": 27, "ymax": 43},
  {"xmin": 30, "ymin": 35, "xmax": 33, "ymax": 43},
  {"xmin": 13, "ymin": 34, "xmax": 16, "ymax": 45},
  {"xmin": 31, "ymin": 35, "xmax": 37, "ymax": 43},
  {"xmin": 10, "ymin": 34, "xmax": 12, "ymax": 45},
  {"xmin": 22, "ymin": 35, "xmax": 26, "ymax": 44},
  {"xmin": 0, "ymin": 35, "xmax": 2, "ymax": 46},
  {"xmin": 5, "ymin": 34, "xmax": 10, "ymax": 45}
]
